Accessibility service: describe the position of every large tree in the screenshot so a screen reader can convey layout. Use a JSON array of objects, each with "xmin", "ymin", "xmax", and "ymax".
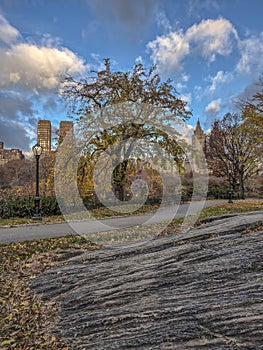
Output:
[
  {"xmin": 241, "ymin": 77, "xmax": 263, "ymax": 150},
  {"xmin": 61, "ymin": 59, "xmax": 191, "ymax": 201},
  {"xmin": 206, "ymin": 113, "xmax": 261, "ymax": 199}
]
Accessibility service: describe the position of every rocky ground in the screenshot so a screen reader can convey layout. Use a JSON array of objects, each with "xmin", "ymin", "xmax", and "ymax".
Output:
[{"xmin": 30, "ymin": 211, "xmax": 263, "ymax": 349}]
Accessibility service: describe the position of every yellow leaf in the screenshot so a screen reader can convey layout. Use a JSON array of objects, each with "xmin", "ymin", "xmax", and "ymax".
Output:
[
  {"xmin": 1, "ymin": 339, "xmax": 16, "ymax": 346},
  {"xmin": 22, "ymin": 300, "xmax": 29, "ymax": 307},
  {"xmin": 8, "ymin": 313, "xmax": 13, "ymax": 321},
  {"xmin": 29, "ymin": 275, "xmax": 36, "ymax": 279}
]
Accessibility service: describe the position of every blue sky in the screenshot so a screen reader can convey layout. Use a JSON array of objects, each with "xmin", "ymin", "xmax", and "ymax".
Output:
[{"xmin": 0, "ymin": 0, "xmax": 262, "ymax": 152}]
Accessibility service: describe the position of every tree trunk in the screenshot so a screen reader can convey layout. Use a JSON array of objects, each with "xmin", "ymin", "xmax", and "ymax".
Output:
[
  {"xmin": 112, "ymin": 160, "xmax": 129, "ymax": 201},
  {"xmin": 239, "ymin": 173, "xmax": 245, "ymax": 199}
]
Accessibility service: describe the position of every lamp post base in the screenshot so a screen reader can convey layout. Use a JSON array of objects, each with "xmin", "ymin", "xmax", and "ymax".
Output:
[
  {"xmin": 33, "ymin": 196, "xmax": 42, "ymax": 220},
  {"xmin": 228, "ymin": 191, "xmax": 233, "ymax": 203},
  {"xmin": 32, "ymin": 214, "xmax": 42, "ymax": 220}
]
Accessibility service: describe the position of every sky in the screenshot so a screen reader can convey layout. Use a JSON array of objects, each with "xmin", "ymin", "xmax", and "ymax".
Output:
[{"xmin": 0, "ymin": 0, "xmax": 262, "ymax": 152}]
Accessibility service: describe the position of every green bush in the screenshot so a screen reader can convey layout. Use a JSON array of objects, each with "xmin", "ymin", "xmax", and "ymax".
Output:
[
  {"xmin": 41, "ymin": 196, "xmax": 61, "ymax": 216},
  {"xmin": 0, "ymin": 195, "xmax": 61, "ymax": 219}
]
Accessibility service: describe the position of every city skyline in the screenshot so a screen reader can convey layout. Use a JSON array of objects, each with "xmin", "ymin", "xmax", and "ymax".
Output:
[
  {"xmin": 0, "ymin": 118, "xmax": 74, "ymax": 160},
  {"xmin": 0, "ymin": 0, "xmax": 262, "ymax": 151},
  {"xmin": 1, "ymin": 117, "xmax": 206, "ymax": 161}
]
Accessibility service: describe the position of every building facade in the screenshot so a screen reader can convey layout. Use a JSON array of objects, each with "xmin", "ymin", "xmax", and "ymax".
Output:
[
  {"xmin": 59, "ymin": 121, "xmax": 74, "ymax": 144},
  {"xmin": 37, "ymin": 120, "xmax": 51, "ymax": 152},
  {"xmin": 0, "ymin": 141, "xmax": 24, "ymax": 166}
]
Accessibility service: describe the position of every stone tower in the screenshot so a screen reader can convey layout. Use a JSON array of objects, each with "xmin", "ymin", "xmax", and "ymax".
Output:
[{"xmin": 193, "ymin": 119, "xmax": 206, "ymax": 149}]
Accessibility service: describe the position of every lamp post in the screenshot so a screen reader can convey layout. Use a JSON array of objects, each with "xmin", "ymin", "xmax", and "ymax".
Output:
[
  {"xmin": 228, "ymin": 169, "xmax": 233, "ymax": 203},
  {"xmin": 32, "ymin": 143, "xmax": 43, "ymax": 220}
]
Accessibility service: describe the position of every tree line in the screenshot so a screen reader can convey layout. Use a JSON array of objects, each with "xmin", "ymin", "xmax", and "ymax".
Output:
[{"xmin": 0, "ymin": 59, "xmax": 262, "ymax": 218}]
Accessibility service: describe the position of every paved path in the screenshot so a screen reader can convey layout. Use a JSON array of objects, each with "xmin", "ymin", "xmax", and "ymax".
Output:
[{"xmin": 0, "ymin": 200, "xmax": 226, "ymax": 244}]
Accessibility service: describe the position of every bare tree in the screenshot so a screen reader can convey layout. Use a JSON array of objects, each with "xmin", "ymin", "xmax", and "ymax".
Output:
[{"xmin": 206, "ymin": 113, "xmax": 261, "ymax": 199}]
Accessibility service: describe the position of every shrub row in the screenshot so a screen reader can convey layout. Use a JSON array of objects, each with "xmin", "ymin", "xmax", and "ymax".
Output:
[{"xmin": 0, "ymin": 196, "xmax": 61, "ymax": 219}]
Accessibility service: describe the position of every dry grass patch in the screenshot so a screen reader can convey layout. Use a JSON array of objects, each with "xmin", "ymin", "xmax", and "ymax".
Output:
[{"xmin": 0, "ymin": 236, "xmax": 99, "ymax": 349}]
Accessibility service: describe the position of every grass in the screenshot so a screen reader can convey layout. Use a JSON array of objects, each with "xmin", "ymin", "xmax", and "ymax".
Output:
[
  {"xmin": 197, "ymin": 199, "xmax": 263, "ymax": 220},
  {"xmin": 0, "ymin": 203, "xmax": 161, "ymax": 227},
  {"xmin": 1, "ymin": 200, "xmax": 262, "ymax": 228},
  {"xmin": 0, "ymin": 199, "xmax": 263, "ymax": 349},
  {"xmin": 154, "ymin": 199, "xmax": 263, "ymax": 237},
  {"xmin": 0, "ymin": 236, "xmax": 99, "ymax": 350}
]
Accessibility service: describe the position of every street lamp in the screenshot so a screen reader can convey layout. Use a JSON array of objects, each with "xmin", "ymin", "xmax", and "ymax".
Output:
[
  {"xmin": 228, "ymin": 169, "xmax": 233, "ymax": 203},
  {"xmin": 32, "ymin": 143, "xmax": 43, "ymax": 220}
]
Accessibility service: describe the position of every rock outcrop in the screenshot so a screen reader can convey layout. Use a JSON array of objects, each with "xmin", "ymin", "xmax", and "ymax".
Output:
[{"xmin": 31, "ymin": 211, "xmax": 263, "ymax": 349}]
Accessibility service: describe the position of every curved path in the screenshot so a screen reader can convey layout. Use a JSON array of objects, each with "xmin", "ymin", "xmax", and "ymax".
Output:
[{"xmin": 0, "ymin": 200, "xmax": 226, "ymax": 244}]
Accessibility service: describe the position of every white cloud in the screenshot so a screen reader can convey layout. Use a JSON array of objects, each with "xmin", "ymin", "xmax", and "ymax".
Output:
[
  {"xmin": 207, "ymin": 70, "xmax": 233, "ymax": 93},
  {"xmin": 236, "ymin": 34, "xmax": 263, "ymax": 76},
  {"xmin": 186, "ymin": 18, "xmax": 238, "ymax": 61},
  {"xmin": 147, "ymin": 17, "xmax": 238, "ymax": 75},
  {"xmin": 176, "ymin": 73, "xmax": 190, "ymax": 91},
  {"xmin": 181, "ymin": 73, "xmax": 190, "ymax": 82},
  {"xmin": 147, "ymin": 31, "xmax": 190, "ymax": 74},
  {"xmin": 0, "ymin": 14, "xmax": 87, "ymax": 93},
  {"xmin": 205, "ymin": 98, "xmax": 221, "ymax": 117},
  {"xmin": 135, "ymin": 55, "xmax": 143, "ymax": 64},
  {"xmin": 192, "ymin": 85, "xmax": 201, "ymax": 101},
  {"xmin": 0, "ymin": 43, "xmax": 87, "ymax": 92},
  {"xmin": 0, "ymin": 14, "xmax": 20, "ymax": 45},
  {"xmin": 0, "ymin": 14, "xmax": 89, "ymax": 151}
]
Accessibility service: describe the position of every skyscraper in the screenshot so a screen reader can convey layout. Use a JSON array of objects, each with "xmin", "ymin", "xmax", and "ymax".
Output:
[
  {"xmin": 59, "ymin": 121, "xmax": 73, "ymax": 144},
  {"xmin": 37, "ymin": 120, "xmax": 51, "ymax": 152}
]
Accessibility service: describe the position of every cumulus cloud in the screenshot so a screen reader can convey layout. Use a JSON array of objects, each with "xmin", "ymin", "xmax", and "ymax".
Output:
[
  {"xmin": 147, "ymin": 17, "xmax": 238, "ymax": 75},
  {"xmin": 0, "ymin": 43, "xmax": 87, "ymax": 92},
  {"xmin": 147, "ymin": 31, "xmax": 190, "ymax": 74},
  {"xmin": 186, "ymin": 18, "xmax": 238, "ymax": 61},
  {"xmin": 205, "ymin": 98, "xmax": 222, "ymax": 117},
  {"xmin": 0, "ymin": 14, "xmax": 88, "ymax": 151}
]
